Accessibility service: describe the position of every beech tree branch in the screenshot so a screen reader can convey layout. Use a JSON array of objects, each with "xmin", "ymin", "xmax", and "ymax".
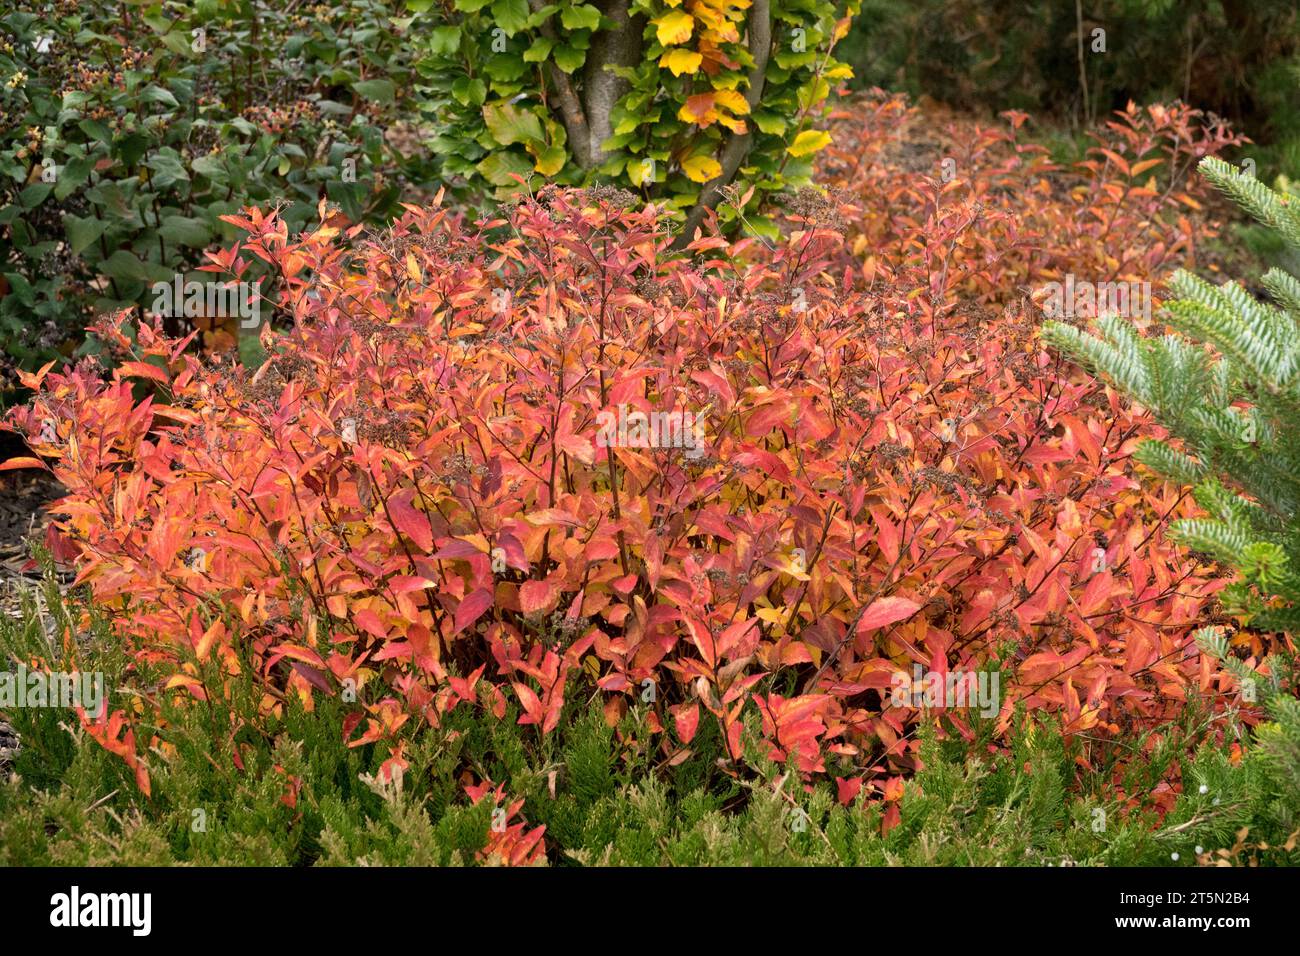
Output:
[{"xmin": 671, "ymin": 0, "xmax": 772, "ymax": 251}]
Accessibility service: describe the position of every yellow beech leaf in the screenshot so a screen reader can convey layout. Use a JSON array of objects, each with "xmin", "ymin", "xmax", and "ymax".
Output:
[
  {"xmin": 654, "ymin": 9, "xmax": 694, "ymax": 45},
  {"xmin": 786, "ymin": 129, "xmax": 833, "ymax": 157},
  {"xmin": 712, "ymin": 89, "xmax": 750, "ymax": 115},
  {"xmin": 660, "ymin": 48, "xmax": 703, "ymax": 76},
  {"xmin": 682, "ymin": 154, "xmax": 722, "ymax": 183}
]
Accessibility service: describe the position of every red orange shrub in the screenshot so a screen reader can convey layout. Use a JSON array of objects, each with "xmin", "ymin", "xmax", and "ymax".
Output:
[
  {"xmin": 4, "ymin": 160, "xmax": 1244, "ymax": 806},
  {"xmin": 819, "ymin": 94, "xmax": 1245, "ymax": 306}
]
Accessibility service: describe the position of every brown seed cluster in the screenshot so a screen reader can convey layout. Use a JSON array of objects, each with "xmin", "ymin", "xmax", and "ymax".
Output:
[
  {"xmin": 875, "ymin": 441, "xmax": 911, "ymax": 464},
  {"xmin": 348, "ymin": 401, "xmax": 413, "ymax": 447},
  {"xmin": 584, "ymin": 184, "xmax": 638, "ymax": 209},
  {"xmin": 548, "ymin": 610, "xmax": 591, "ymax": 640},
  {"xmin": 237, "ymin": 353, "xmax": 309, "ymax": 405},
  {"xmin": 351, "ymin": 317, "xmax": 409, "ymax": 343},
  {"xmin": 918, "ymin": 465, "xmax": 980, "ymax": 495},
  {"xmin": 436, "ymin": 452, "xmax": 489, "ymax": 484},
  {"xmin": 780, "ymin": 186, "xmax": 849, "ymax": 233}
]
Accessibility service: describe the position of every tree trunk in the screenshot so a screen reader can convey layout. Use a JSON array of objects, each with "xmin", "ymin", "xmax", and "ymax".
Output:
[{"xmin": 581, "ymin": 0, "xmax": 645, "ymax": 167}]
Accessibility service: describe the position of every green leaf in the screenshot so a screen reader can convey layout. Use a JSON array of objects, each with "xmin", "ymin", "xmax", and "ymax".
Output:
[
  {"xmin": 158, "ymin": 215, "xmax": 212, "ymax": 249},
  {"xmin": 483, "ymin": 101, "xmax": 545, "ymax": 146},
  {"xmin": 751, "ymin": 112, "xmax": 787, "ymax": 135},
  {"xmin": 139, "ymin": 85, "xmax": 180, "ymax": 109},
  {"xmin": 560, "ymin": 3, "xmax": 601, "ymax": 30},
  {"xmin": 483, "ymin": 55, "xmax": 526, "ymax": 83},
  {"xmin": 19, "ymin": 184, "xmax": 53, "ymax": 209},
  {"xmin": 531, "ymin": 143, "xmax": 567, "ymax": 176},
  {"xmin": 527, "ymin": 4, "xmax": 559, "ymax": 27},
  {"xmin": 553, "ymin": 44, "xmax": 586, "ymax": 73},
  {"xmin": 453, "ymin": 0, "xmax": 492, "ymax": 10},
  {"xmin": 64, "ymin": 215, "xmax": 106, "ymax": 256},
  {"xmin": 146, "ymin": 150, "xmax": 191, "ymax": 190},
  {"xmin": 429, "ymin": 26, "xmax": 461, "ymax": 55},
  {"xmin": 78, "ymin": 119, "xmax": 112, "ymax": 144},
  {"xmin": 491, "ymin": 0, "xmax": 530, "ymax": 35},
  {"xmin": 476, "ymin": 150, "xmax": 534, "ymax": 186},
  {"xmin": 352, "ymin": 79, "xmax": 397, "ymax": 104},
  {"xmin": 452, "ymin": 77, "xmax": 488, "ymax": 106},
  {"xmin": 53, "ymin": 157, "xmax": 94, "ymax": 200},
  {"xmin": 523, "ymin": 37, "xmax": 554, "ymax": 62},
  {"xmin": 786, "ymin": 129, "xmax": 832, "ymax": 157},
  {"xmin": 192, "ymin": 154, "xmax": 227, "ymax": 179},
  {"xmin": 159, "ymin": 32, "xmax": 192, "ymax": 56},
  {"xmin": 116, "ymin": 132, "xmax": 150, "ymax": 168},
  {"xmin": 100, "ymin": 250, "xmax": 150, "ymax": 282}
]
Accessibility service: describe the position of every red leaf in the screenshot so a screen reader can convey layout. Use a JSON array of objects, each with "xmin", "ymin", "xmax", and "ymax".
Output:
[
  {"xmin": 0, "ymin": 457, "xmax": 48, "ymax": 472},
  {"xmin": 855, "ymin": 596, "xmax": 921, "ymax": 634},
  {"xmin": 455, "ymin": 587, "xmax": 494, "ymax": 634},
  {"xmin": 519, "ymin": 578, "xmax": 560, "ymax": 615},
  {"xmin": 671, "ymin": 702, "xmax": 700, "ymax": 743},
  {"xmin": 388, "ymin": 492, "xmax": 433, "ymax": 552}
]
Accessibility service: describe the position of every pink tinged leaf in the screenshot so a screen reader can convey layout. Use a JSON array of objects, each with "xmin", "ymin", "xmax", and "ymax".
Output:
[
  {"xmin": 519, "ymin": 578, "xmax": 560, "ymax": 615},
  {"xmin": 855, "ymin": 596, "xmax": 922, "ymax": 634},
  {"xmin": 353, "ymin": 609, "xmax": 388, "ymax": 640},
  {"xmin": 388, "ymin": 492, "xmax": 433, "ymax": 552},
  {"xmin": 671, "ymin": 702, "xmax": 700, "ymax": 743},
  {"xmin": 454, "ymin": 587, "xmax": 494, "ymax": 634},
  {"xmin": 432, "ymin": 539, "xmax": 484, "ymax": 559},
  {"xmin": 513, "ymin": 682, "xmax": 544, "ymax": 725}
]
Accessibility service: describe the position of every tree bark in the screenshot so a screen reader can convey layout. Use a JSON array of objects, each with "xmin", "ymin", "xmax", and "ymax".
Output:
[
  {"xmin": 582, "ymin": 0, "xmax": 645, "ymax": 166},
  {"xmin": 527, "ymin": 0, "xmax": 595, "ymax": 168}
]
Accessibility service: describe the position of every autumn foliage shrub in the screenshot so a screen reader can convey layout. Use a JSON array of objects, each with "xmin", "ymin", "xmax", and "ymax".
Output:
[
  {"xmin": 3, "ymin": 168, "xmax": 1247, "ymax": 821},
  {"xmin": 819, "ymin": 95, "xmax": 1245, "ymax": 304}
]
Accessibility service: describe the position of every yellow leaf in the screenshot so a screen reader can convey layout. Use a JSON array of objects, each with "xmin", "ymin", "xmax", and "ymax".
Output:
[
  {"xmin": 406, "ymin": 253, "xmax": 420, "ymax": 281},
  {"xmin": 660, "ymin": 48, "xmax": 703, "ymax": 76},
  {"xmin": 627, "ymin": 156, "xmax": 656, "ymax": 186},
  {"xmin": 682, "ymin": 154, "xmax": 722, "ymax": 183},
  {"xmin": 786, "ymin": 129, "xmax": 832, "ymax": 157},
  {"xmin": 654, "ymin": 9, "xmax": 694, "ymax": 45},
  {"xmin": 712, "ymin": 89, "xmax": 750, "ymax": 115},
  {"xmin": 458, "ymin": 533, "xmax": 491, "ymax": 553}
]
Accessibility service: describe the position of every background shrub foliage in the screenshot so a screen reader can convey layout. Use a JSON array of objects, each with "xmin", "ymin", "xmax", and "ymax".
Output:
[
  {"xmin": 0, "ymin": 0, "xmax": 436, "ymax": 370},
  {"xmin": 844, "ymin": 0, "xmax": 1300, "ymax": 176}
]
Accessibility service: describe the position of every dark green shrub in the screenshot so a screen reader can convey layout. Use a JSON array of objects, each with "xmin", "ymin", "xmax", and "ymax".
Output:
[{"xmin": 0, "ymin": 0, "xmax": 437, "ymax": 371}]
